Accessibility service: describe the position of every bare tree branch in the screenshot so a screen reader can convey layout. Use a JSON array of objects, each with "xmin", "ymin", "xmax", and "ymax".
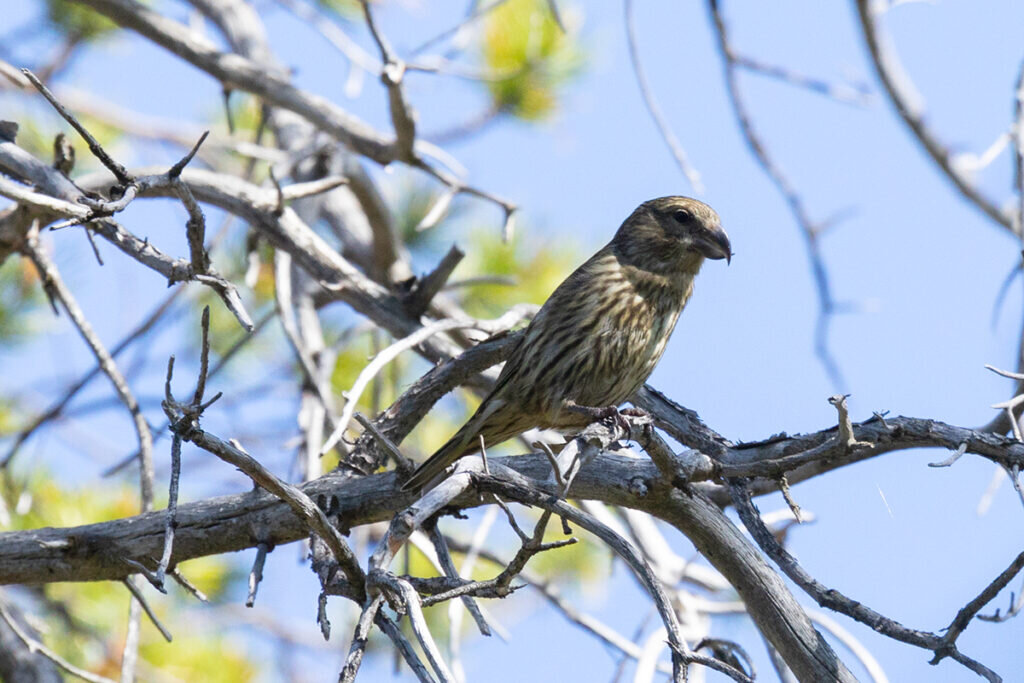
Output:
[
  {"xmin": 854, "ymin": 0, "xmax": 1016, "ymax": 236},
  {"xmin": 707, "ymin": 0, "xmax": 846, "ymax": 387}
]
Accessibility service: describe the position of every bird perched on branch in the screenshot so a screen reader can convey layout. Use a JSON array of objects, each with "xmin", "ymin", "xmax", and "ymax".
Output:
[{"xmin": 402, "ymin": 196, "xmax": 731, "ymax": 492}]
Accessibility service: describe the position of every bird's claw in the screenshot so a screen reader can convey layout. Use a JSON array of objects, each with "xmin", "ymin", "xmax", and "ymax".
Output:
[
  {"xmin": 619, "ymin": 406, "xmax": 652, "ymax": 421},
  {"xmin": 566, "ymin": 402, "xmax": 635, "ymax": 439}
]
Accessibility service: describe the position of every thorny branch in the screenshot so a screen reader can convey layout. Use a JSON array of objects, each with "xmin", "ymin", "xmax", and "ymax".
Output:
[
  {"xmin": 161, "ymin": 317, "xmax": 367, "ymax": 600},
  {"xmin": 0, "ymin": 132, "xmax": 253, "ymax": 330}
]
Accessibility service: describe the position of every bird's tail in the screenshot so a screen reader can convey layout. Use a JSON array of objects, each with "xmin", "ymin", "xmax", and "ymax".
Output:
[{"xmin": 400, "ymin": 421, "xmax": 479, "ymax": 492}]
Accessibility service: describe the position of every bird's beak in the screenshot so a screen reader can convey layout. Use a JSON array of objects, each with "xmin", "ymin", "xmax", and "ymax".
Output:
[{"xmin": 696, "ymin": 226, "xmax": 732, "ymax": 264}]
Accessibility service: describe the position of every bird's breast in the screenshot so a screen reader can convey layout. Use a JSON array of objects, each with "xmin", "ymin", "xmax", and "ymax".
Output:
[
  {"xmin": 567, "ymin": 288, "xmax": 686, "ymax": 407},
  {"xmin": 506, "ymin": 255, "xmax": 695, "ymax": 425}
]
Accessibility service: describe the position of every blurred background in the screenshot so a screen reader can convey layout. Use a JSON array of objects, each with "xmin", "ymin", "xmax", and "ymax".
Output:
[{"xmin": 1, "ymin": 0, "xmax": 1023, "ymax": 681}]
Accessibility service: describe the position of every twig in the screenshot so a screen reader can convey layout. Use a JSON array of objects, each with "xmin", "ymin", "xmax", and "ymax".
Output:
[
  {"xmin": 155, "ymin": 431, "xmax": 181, "ymax": 588},
  {"xmin": 546, "ymin": 0, "xmax": 567, "ymax": 32},
  {"xmin": 175, "ymin": 181, "xmax": 210, "ymax": 274},
  {"xmin": 121, "ymin": 599, "xmax": 140, "ymax": 683},
  {"xmin": 273, "ymin": 0, "xmax": 380, "ymax": 73},
  {"xmin": 154, "ymin": 307, "xmax": 215, "ymax": 589},
  {"xmin": 979, "ymin": 577, "xmax": 1024, "ymax": 623},
  {"xmin": 374, "ymin": 610, "xmax": 436, "ymax": 683},
  {"xmin": 409, "ymin": 0, "xmax": 514, "ymax": 57},
  {"xmin": 321, "ymin": 318, "xmax": 481, "ymax": 455},
  {"xmin": 415, "ymin": 187, "xmax": 457, "ymax": 232},
  {"xmin": 281, "ymin": 175, "xmax": 348, "ymax": 201},
  {"xmin": 531, "ymin": 573, "xmax": 673, "ymax": 675},
  {"xmin": 246, "ymin": 542, "xmax": 270, "ymax": 608},
  {"xmin": 778, "ymin": 474, "xmax": 803, "ymax": 523},
  {"xmin": 937, "ymin": 551, "xmax": 1024, "ymax": 663},
  {"xmin": 854, "ymin": 0, "xmax": 1014, "ymax": 235},
  {"xmin": 317, "ymin": 588, "xmax": 330, "ymax": 641},
  {"xmin": 359, "ymin": 0, "xmax": 417, "ymax": 160},
  {"xmin": 169, "ymin": 567, "xmax": 208, "ymax": 602},
  {"xmin": 443, "ymin": 275, "xmax": 516, "ymax": 289},
  {"xmin": 696, "ymin": 638, "xmax": 756, "ymax": 680},
  {"xmin": 1003, "ymin": 464, "xmax": 1024, "ymax": 515},
  {"xmin": 1, "ymin": 284, "xmax": 184, "ymax": 468},
  {"xmin": 0, "ymin": 600, "xmax": 116, "ymax": 683},
  {"xmin": 102, "ymin": 308, "xmax": 275, "ymax": 478},
  {"xmin": 122, "ymin": 577, "xmax": 172, "ymax": 642},
  {"xmin": 426, "ymin": 520, "xmax": 492, "ymax": 637},
  {"xmin": 23, "ymin": 234, "xmax": 155, "ymax": 512},
  {"xmin": 338, "ymin": 594, "xmax": 385, "ymax": 683},
  {"xmin": 402, "ymin": 245, "xmax": 465, "ymax": 316},
  {"xmin": 274, "ymin": 250, "xmax": 338, "ymax": 432},
  {"xmin": 540, "ymin": 442, "xmax": 568, "ymax": 494},
  {"xmin": 733, "ymin": 54, "xmax": 872, "ymax": 106},
  {"xmin": 929, "ymin": 442, "xmax": 968, "ymax": 468},
  {"xmin": 828, "ymin": 394, "xmax": 867, "ymax": 449},
  {"xmin": 440, "ymin": 509, "xmax": 494, "ymax": 681},
  {"xmin": 22, "ymin": 68, "xmax": 131, "ymax": 185},
  {"xmin": 707, "ymin": 0, "xmax": 845, "ymax": 388},
  {"xmin": 372, "ymin": 572, "xmax": 455, "ymax": 683},
  {"xmin": 162, "ymin": 314, "xmax": 365, "ymax": 599},
  {"xmin": 412, "ymin": 157, "xmax": 518, "ymax": 241},
  {"xmin": 353, "ymin": 412, "xmax": 412, "ymax": 473},
  {"xmin": 729, "ymin": 481, "xmax": 1007, "ymax": 681},
  {"xmin": 624, "ymin": 0, "xmax": 704, "ymax": 193}
]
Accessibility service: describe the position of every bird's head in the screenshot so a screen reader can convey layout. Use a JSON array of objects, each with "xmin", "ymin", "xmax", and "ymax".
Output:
[{"xmin": 613, "ymin": 196, "xmax": 732, "ymax": 273}]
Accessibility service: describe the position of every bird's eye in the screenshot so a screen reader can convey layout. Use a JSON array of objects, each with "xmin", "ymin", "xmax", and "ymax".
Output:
[{"xmin": 673, "ymin": 210, "xmax": 692, "ymax": 223}]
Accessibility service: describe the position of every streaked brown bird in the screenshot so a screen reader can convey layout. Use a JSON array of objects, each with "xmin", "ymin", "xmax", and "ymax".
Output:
[{"xmin": 402, "ymin": 196, "xmax": 731, "ymax": 491}]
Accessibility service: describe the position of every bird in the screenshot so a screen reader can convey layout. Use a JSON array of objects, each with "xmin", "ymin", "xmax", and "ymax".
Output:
[{"xmin": 401, "ymin": 196, "xmax": 731, "ymax": 492}]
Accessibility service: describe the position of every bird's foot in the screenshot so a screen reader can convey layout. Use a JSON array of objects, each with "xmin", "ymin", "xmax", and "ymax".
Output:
[
  {"xmin": 564, "ymin": 402, "xmax": 633, "ymax": 438},
  {"xmin": 619, "ymin": 406, "xmax": 652, "ymax": 422}
]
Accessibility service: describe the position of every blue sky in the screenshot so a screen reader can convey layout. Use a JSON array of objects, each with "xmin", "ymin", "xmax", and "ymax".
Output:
[{"xmin": 3, "ymin": 0, "xmax": 1024, "ymax": 681}]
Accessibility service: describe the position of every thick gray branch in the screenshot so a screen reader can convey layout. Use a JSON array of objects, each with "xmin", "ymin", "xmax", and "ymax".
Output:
[{"xmin": 1, "ymin": 411, "xmax": 1017, "ymax": 584}]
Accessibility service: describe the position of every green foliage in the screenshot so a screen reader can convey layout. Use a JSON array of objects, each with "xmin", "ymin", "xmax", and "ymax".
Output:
[
  {"xmin": 5, "ymin": 471, "xmax": 141, "ymax": 530},
  {"xmin": 194, "ymin": 235, "xmax": 275, "ymax": 360},
  {"xmin": 315, "ymin": 0, "xmax": 360, "ymax": 17},
  {"xmin": 529, "ymin": 509, "xmax": 611, "ymax": 582},
  {"xmin": 391, "ymin": 180, "xmax": 469, "ymax": 250},
  {"xmin": 457, "ymin": 225, "xmax": 578, "ymax": 319},
  {"xmin": 329, "ymin": 330, "xmax": 428, "ymax": 462},
  {"xmin": 3, "ymin": 471, "xmax": 255, "ymax": 679},
  {"xmin": 0, "ymin": 398, "xmax": 16, "ymax": 434},
  {"xmin": 213, "ymin": 95, "xmax": 274, "ymax": 179},
  {"xmin": 9, "ymin": 115, "xmax": 122, "ymax": 175},
  {"xmin": 0, "ymin": 257, "xmax": 43, "ymax": 344},
  {"xmin": 46, "ymin": 0, "xmax": 118, "ymax": 40},
  {"xmin": 138, "ymin": 631, "xmax": 258, "ymax": 683},
  {"xmin": 482, "ymin": 0, "xmax": 583, "ymax": 119}
]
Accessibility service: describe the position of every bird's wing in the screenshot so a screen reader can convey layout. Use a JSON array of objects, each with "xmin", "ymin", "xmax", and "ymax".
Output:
[
  {"xmin": 400, "ymin": 394, "xmax": 508, "ymax": 491},
  {"xmin": 402, "ymin": 248, "xmax": 618, "ymax": 492}
]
